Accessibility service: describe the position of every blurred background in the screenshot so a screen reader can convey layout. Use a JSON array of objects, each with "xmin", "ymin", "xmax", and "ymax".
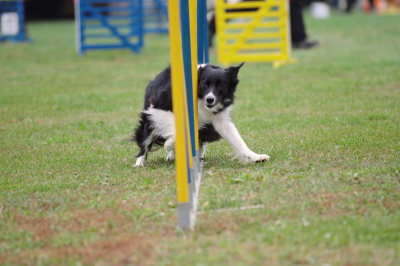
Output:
[
  {"xmin": 23, "ymin": 0, "xmax": 400, "ymax": 21},
  {"xmin": 25, "ymin": 0, "xmax": 75, "ymax": 20}
]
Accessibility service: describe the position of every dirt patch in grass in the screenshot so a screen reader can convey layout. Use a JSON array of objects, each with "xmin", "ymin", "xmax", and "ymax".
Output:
[
  {"xmin": 13, "ymin": 213, "xmax": 54, "ymax": 241},
  {"xmin": 1, "ymin": 234, "xmax": 164, "ymax": 265},
  {"xmin": 2, "ymin": 205, "xmax": 177, "ymax": 265},
  {"xmin": 51, "ymin": 234, "xmax": 158, "ymax": 265}
]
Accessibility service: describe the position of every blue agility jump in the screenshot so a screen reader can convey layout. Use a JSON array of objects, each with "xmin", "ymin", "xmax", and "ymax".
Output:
[
  {"xmin": 143, "ymin": 0, "xmax": 168, "ymax": 33},
  {"xmin": 0, "ymin": 0, "xmax": 30, "ymax": 43},
  {"xmin": 75, "ymin": 0, "xmax": 170, "ymax": 55},
  {"xmin": 75, "ymin": 0, "xmax": 144, "ymax": 55}
]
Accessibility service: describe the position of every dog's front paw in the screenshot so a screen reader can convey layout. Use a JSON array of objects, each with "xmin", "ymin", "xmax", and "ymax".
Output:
[
  {"xmin": 233, "ymin": 152, "xmax": 270, "ymax": 164},
  {"xmin": 243, "ymin": 153, "xmax": 269, "ymax": 163},
  {"xmin": 254, "ymin": 154, "xmax": 270, "ymax": 163}
]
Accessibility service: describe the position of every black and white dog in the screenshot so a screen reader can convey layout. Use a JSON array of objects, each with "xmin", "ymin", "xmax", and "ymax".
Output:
[{"xmin": 132, "ymin": 62, "xmax": 270, "ymax": 167}]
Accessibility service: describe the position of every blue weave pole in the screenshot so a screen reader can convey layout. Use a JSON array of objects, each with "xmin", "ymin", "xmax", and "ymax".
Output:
[
  {"xmin": 196, "ymin": 0, "xmax": 209, "ymax": 64},
  {"xmin": 180, "ymin": 0, "xmax": 196, "ymax": 159},
  {"xmin": 196, "ymin": 0, "xmax": 204, "ymax": 64}
]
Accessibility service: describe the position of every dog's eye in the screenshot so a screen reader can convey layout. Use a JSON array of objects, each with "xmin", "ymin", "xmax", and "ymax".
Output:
[
  {"xmin": 203, "ymin": 83, "xmax": 208, "ymax": 88},
  {"xmin": 218, "ymin": 85, "xmax": 225, "ymax": 90}
]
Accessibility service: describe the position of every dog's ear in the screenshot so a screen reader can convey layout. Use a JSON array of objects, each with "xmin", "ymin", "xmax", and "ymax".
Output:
[
  {"xmin": 225, "ymin": 62, "xmax": 244, "ymax": 79},
  {"xmin": 197, "ymin": 64, "xmax": 206, "ymax": 82}
]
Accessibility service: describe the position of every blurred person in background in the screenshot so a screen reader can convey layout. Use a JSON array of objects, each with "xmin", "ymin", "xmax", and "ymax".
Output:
[{"xmin": 290, "ymin": 0, "xmax": 319, "ymax": 48}]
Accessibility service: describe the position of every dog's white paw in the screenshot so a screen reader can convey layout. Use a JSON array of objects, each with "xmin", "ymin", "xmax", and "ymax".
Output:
[
  {"xmin": 166, "ymin": 150, "xmax": 175, "ymax": 161},
  {"xmin": 235, "ymin": 152, "xmax": 270, "ymax": 163},
  {"xmin": 254, "ymin": 154, "xmax": 270, "ymax": 163},
  {"xmin": 133, "ymin": 156, "xmax": 146, "ymax": 167}
]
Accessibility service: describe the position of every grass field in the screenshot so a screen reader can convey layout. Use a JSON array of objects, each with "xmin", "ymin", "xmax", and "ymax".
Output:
[{"xmin": 1, "ymin": 10, "xmax": 399, "ymax": 265}]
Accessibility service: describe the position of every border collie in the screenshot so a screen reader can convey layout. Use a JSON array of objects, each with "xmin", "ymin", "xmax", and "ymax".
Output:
[{"xmin": 132, "ymin": 62, "xmax": 270, "ymax": 167}]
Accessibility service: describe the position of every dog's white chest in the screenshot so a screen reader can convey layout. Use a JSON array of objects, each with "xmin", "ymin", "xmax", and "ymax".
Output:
[{"xmin": 197, "ymin": 99, "xmax": 229, "ymax": 126}]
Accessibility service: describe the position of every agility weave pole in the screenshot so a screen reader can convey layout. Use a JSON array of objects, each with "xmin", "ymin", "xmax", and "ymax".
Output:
[
  {"xmin": 168, "ymin": 0, "xmax": 208, "ymax": 230},
  {"xmin": 215, "ymin": 0, "xmax": 295, "ymax": 67}
]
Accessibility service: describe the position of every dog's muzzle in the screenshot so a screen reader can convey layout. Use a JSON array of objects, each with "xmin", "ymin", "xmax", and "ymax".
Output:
[{"xmin": 205, "ymin": 94, "xmax": 216, "ymax": 108}]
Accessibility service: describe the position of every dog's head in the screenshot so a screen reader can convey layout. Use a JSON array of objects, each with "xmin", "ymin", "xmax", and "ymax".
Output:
[{"xmin": 198, "ymin": 62, "xmax": 244, "ymax": 110}]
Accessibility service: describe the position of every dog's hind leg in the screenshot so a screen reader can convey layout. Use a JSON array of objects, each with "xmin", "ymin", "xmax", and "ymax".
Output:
[
  {"xmin": 164, "ymin": 137, "xmax": 175, "ymax": 161},
  {"xmin": 166, "ymin": 150, "xmax": 175, "ymax": 161},
  {"xmin": 143, "ymin": 107, "xmax": 176, "ymax": 162},
  {"xmin": 199, "ymin": 143, "xmax": 206, "ymax": 161},
  {"xmin": 134, "ymin": 136, "xmax": 154, "ymax": 167},
  {"xmin": 133, "ymin": 113, "xmax": 154, "ymax": 167}
]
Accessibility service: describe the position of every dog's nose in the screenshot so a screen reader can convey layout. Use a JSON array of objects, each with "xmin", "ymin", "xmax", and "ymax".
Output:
[{"xmin": 206, "ymin": 97, "xmax": 214, "ymax": 104}]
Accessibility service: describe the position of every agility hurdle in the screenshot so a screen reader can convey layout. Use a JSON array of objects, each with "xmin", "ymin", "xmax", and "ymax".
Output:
[
  {"xmin": 0, "ymin": 0, "xmax": 30, "ymax": 43},
  {"xmin": 75, "ymin": 0, "xmax": 144, "ymax": 55},
  {"xmin": 215, "ymin": 0, "xmax": 295, "ymax": 67},
  {"xmin": 168, "ymin": 0, "xmax": 209, "ymax": 230},
  {"xmin": 143, "ymin": 0, "xmax": 168, "ymax": 33}
]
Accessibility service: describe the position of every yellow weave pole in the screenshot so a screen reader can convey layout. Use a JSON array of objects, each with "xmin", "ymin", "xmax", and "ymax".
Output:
[{"xmin": 168, "ymin": 0, "xmax": 189, "ymax": 205}]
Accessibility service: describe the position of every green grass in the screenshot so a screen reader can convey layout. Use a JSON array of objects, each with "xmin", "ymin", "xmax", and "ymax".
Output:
[{"xmin": 1, "ymin": 11, "xmax": 400, "ymax": 265}]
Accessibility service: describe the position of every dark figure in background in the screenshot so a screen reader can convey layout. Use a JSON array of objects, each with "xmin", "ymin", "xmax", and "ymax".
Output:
[
  {"xmin": 207, "ymin": 0, "xmax": 318, "ymax": 49},
  {"xmin": 290, "ymin": 0, "xmax": 318, "ymax": 48},
  {"xmin": 208, "ymin": 13, "xmax": 216, "ymax": 47}
]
